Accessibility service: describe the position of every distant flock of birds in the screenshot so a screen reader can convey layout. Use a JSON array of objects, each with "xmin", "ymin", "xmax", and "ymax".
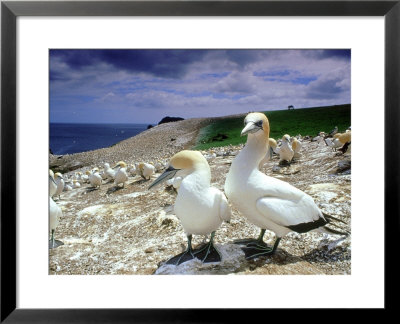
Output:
[{"xmin": 49, "ymin": 112, "xmax": 351, "ymax": 268}]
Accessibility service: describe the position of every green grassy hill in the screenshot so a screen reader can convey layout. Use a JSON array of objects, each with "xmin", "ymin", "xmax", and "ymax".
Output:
[{"xmin": 194, "ymin": 104, "xmax": 351, "ymax": 150}]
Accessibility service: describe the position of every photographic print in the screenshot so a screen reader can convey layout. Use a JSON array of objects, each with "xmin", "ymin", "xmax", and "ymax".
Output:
[{"xmin": 49, "ymin": 49, "xmax": 351, "ymax": 275}]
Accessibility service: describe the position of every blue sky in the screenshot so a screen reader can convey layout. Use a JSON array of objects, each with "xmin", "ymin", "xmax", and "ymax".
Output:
[{"xmin": 50, "ymin": 49, "xmax": 351, "ymax": 124}]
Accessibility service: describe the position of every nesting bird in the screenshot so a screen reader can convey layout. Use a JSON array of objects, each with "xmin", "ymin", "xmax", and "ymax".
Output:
[
  {"xmin": 277, "ymin": 134, "xmax": 294, "ymax": 164},
  {"xmin": 49, "ymin": 175, "xmax": 63, "ymax": 249},
  {"xmin": 149, "ymin": 150, "xmax": 231, "ymax": 265},
  {"xmin": 113, "ymin": 161, "xmax": 129, "ymax": 187},
  {"xmin": 224, "ymin": 112, "xmax": 348, "ymax": 260}
]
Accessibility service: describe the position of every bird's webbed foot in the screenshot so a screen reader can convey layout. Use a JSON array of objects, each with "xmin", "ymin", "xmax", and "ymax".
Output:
[
  {"xmin": 49, "ymin": 239, "xmax": 64, "ymax": 249},
  {"xmin": 193, "ymin": 241, "xmax": 221, "ymax": 263},
  {"xmin": 233, "ymin": 238, "xmax": 261, "ymax": 246},
  {"xmin": 241, "ymin": 244, "xmax": 274, "ymax": 260},
  {"xmin": 165, "ymin": 249, "xmax": 195, "ymax": 266}
]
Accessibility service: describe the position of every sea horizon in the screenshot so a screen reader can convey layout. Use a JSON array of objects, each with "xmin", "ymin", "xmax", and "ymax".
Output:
[{"xmin": 50, "ymin": 122, "xmax": 152, "ymax": 155}]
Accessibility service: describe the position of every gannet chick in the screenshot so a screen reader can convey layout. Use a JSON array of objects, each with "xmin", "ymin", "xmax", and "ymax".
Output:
[
  {"xmin": 278, "ymin": 134, "xmax": 294, "ymax": 164},
  {"xmin": 104, "ymin": 163, "xmax": 116, "ymax": 181},
  {"xmin": 291, "ymin": 137, "xmax": 302, "ymax": 158},
  {"xmin": 113, "ymin": 161, "xmax": 128, "ymax": 187},
  {"xmin": 89, "ymin": 167, "xmax": 102, "ymax": 188},
  {"xmin": 49, "ymin": 175, "xmax": 63, "ymax": 249},
  {"xmin": 53, "ymin": 172, "xmax": 65, "ymax": 200},
  {"xmin": 224, "ymin": 112, "xmax": 348, "ymax": 260},
  {"xmin": 149, "ymin": 150, "xmax": 231, "ymax": 265},
  {"xmin": 49, "ymin": 170, "xmax": 57, "ymax": 196},
  {"xmin": 138, "ymin": 162, "xmax": 155, "ymax": 180}
]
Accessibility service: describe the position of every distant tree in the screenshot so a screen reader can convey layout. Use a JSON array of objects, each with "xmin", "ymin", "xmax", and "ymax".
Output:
[{"xmin": 288, "ymin": 105, "xmax": 295, "ymax": 110}]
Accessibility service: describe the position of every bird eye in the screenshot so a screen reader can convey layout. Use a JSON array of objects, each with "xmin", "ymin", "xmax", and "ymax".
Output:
[{"xmin": 255, "ymin": 120, "xmax": 263, "ymax": 127}]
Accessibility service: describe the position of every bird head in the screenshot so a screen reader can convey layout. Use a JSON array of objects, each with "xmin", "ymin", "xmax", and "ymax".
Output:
[
  {"xmin": 85, "ymin": 170, "xmax": 91, "ymax": 175},
  {"xmin": 241, "ymin": 112, "xmax": 270, "ymax": 139},
  {"xmin": 282, "ymin": 134, "xmax": 291, "ymax": 143},
  {"xmin": 113, "ymin": 161, "xmax": 127, "ymax": 169},
  {"xmin": 55, "ymin": 172, "xmax": 63, "ymax": 179},
  {"xmin": 148, "ymin": 150, "xmax": 207, "ymax": 190}
]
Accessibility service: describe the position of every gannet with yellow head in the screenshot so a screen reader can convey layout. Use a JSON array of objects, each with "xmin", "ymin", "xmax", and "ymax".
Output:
[
  {"xmin": 89, "ymin": 167, "xmax": 102, "ymax": 188},
  {"xmin": 49, "ymin": 174, "xmax": 64, "ymax": 248},
  {"xmin": 113, "ymin": 161, "xmax": 128, "ymax": 187},
  {"xmin": 149, "ymin": 150, "xmax": 231, "ymax": 265},
  {"xmin": 138, "ymin": 162, "xmax": 155, "ymax": 180},
  {"xmin": 278, "ymin": 134, "xmax": 294, "ymax": 164},
  {"xmin": 291, "ymin": 137, "xmax": 302, "ymax": 158},
  {"xmin": 224, "ymin": 112, "xmax": 347, "ymax": 259}
]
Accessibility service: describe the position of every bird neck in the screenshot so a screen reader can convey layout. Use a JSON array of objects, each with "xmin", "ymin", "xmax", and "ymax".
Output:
[
  {"xmin": 182, "ymin": 165, "xmax": 211, "ymax": 190},
  {"xmin": 237, "ymin": 134, "xmax": 269, "ymax": 169}
]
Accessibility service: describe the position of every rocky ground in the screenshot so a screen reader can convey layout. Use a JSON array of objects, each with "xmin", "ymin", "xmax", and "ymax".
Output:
[{"xmin": 49, "ymin": 118, "xmax": 351, "ymax": 275}]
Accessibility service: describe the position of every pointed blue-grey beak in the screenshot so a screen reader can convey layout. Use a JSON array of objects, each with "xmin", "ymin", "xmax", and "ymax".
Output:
[
  {"xmin": 148, "ymin": 166, "xmax": 179, "ymax": 190},
  {"xmin": 241, "ymin": 121, "xmax": 262, "ymax": 136}
]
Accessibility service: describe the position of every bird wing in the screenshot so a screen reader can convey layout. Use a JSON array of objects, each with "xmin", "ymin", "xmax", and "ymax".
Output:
[
  {"xmin": 210, "ymin": 188, "xmax": 231, "ymax": 222},
  {"xmin": 256, "ymin": 193, "xmax": 323, "ymax": 230}
]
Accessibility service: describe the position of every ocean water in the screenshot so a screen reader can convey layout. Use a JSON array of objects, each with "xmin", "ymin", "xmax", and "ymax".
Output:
[{"xmin": 50, "ymin": 123, "xmax": 151, "ymax": 155}]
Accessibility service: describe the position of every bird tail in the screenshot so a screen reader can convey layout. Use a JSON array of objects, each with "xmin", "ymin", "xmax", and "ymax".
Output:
[
  {"xmin": 322, "ymin": 212, "xmax": 347, "ymax": 224},
  {"xmin": 320, "ymin": 212, "xmax": 350, "ymax": 236},
  {"xmin": 317, "ymin": 226, "xmax": 350, "ymax": 236}
]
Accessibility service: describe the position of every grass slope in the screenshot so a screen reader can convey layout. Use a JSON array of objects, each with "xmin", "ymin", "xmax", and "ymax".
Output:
[{"xmin": 194, "ymin": 104, "xmax": 351, "ymax": 150}]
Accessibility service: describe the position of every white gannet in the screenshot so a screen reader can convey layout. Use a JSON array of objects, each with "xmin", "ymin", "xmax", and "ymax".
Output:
[
  {"xmin": 325, "ymin": 131, "xmax": 351, "ymax": 152},
  {"xmin": 49, "ymin": 170, "xmax": 57, "ymax": 196},
  {"xmin": 138, "ymin": 162, "xmax": 155, "ymax": 180},
  {"xmin": 49, "ymin": 175, "xmax": 63, "ymax": 249},
  {"xmin": 224, "ymin": 112, "xmax": 348, "ymax": 259},
  {"xmin": 104, "ymin": 162, "xmax": 116, "ymax": 181},
  {"xmin": 277, "ymin": 134, "xmax": 294, "ymax": 164},
  {"xmin": 89, "ymin": 167, "xmax": 102, "ymax": 188},
  {"xmin": 291, "ymin": 137, "xmax": 302, "ymax": 158},
  {"xmin": 53, "ymin": 172, "xmax": 65, "ymax": 200},
  {"xmin": 149, "ymin": 150, "xmax": 231, "ymax": 265},
  {"xmin": 113, "ymin": 161, "xmax": 129, "ymax": 187}
]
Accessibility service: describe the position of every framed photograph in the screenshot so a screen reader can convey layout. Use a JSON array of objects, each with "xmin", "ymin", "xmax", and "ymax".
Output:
[{"xmin": 2, "ymin": 0, "xmax": 398, "ymax": 321}]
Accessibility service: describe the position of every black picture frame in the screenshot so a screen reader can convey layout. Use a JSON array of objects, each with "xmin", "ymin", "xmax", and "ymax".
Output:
[{"xmin": 1, "ymin": 0, "xmax": 398, "ymax": 322}]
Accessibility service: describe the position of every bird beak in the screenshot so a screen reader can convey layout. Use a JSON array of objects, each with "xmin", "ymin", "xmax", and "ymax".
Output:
[
  {"xmin": 148, "ymin": 166, "xmax": 179, "ymax": 189},
  {"xmin": 112, "ymin": 164, "xmax": 119, "ymax": 169},
  {"xmin": 241, "ymin": 122, "xmax": 260, "ymax": 136}
]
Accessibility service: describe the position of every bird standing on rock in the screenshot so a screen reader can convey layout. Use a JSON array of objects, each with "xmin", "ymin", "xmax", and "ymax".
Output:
[
  {"xmin": 224, "ymin": 112, "xmax": 348, "ymax": 260},
  {"xmin": 149, "ymin": 150, "xmax": 231, "ymax": 265},
  {"xmin": 113, "ymin": 161, "xmax": 129, "ymax": 187}
]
